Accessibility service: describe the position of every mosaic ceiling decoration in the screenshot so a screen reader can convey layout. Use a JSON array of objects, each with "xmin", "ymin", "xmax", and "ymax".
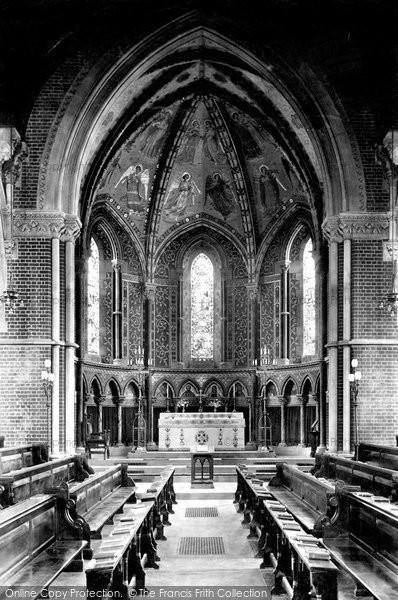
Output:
[{"xmin": 95, "ymin": 95, "xmax": 309, "ymax": 252}]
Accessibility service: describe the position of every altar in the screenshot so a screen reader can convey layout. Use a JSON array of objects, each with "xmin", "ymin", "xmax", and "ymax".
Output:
[{"xmin": 158, "ymin": 412, "xmax": 245, "ymax": 450}]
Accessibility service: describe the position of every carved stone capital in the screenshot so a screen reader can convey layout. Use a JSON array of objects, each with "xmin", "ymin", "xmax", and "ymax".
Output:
[
  {"xmin": 278, "ymin": 395, "xmax": 287, "ymax": 406},
  {"xmin": 12, "ymin": 211, "xmax": 82, "ymax": 241},
  {"xmin": 112, "ymin": 258, "xmax": 122, "ymax": 271},
  {"xmin": 62, "ymin": 214, "xmax": 82, "ymax": 242},
  {"xmin": 145, "ymin": 283, "xmax": 157, "ymax": 302},
  {"xmin": 246, "ymin": 284, "xmax": 259, "ymax": 302},
  {"xmin": 322, "ymin": 212, "xmax": 389, "ymax": 243}
]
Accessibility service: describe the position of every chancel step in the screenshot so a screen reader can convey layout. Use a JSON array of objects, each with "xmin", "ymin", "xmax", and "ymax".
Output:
[{"xmin": 88, "ymin": 450, "xmax": 314, "ymax": 482}]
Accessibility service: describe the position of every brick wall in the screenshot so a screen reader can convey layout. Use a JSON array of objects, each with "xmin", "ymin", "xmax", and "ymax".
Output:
[
  {"xmin": 351, "ymin": 345, "xmax": 398, "ymax": 446},
  {"xmin": 352, "ymin": 240, "xmax": 398, "ymax": 339},
  {"xmin": 350, "ymin": 239, "xmax": 398, "ymax": 445},
  {"xmin": 0, "ymin": 346, "xmax": 51, "ymax": 446}
]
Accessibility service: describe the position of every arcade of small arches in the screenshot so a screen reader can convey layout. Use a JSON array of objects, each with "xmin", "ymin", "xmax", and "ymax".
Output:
[{"xmin": 83, "ymin": 372, "xmax": 319, "ymax": 450}]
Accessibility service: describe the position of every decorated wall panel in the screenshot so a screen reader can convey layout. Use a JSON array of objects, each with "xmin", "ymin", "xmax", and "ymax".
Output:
[
  {"xmin": 234, "ymin": 285, "xmax": 248, "ymax": 366},
  {"xmin": 155, "ymin": 285, "xmax": 170, "ymax": 367},
  {"xmin": 261, "ymin": 282, "xmax": 275, "ymax": 363},
  {"xmin": 101, "ymin": 272, "xmax": 112, "ymax": 363},
  {"xmin": 122, "ymin": 280, "xmax": 143, "ymax": 364},
  {"xmin": 290, "ymin": 272, "xmax": 300, "ymax": 362}
]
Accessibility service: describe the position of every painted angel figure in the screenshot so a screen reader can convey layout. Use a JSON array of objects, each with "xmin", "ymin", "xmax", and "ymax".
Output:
[
  {"xmin": 205, "ymin": 171, "xmax": 236, "ymax": 218},
  {"xmin": 203, "ymin": 119, "xmax": 226, "ymax": 164},
  {"xmin": 139, "ymin": 109, "xmax": 172, "ymax": 158},
  {"xmin": 164, "ymin": 172, "xmax": 200, "ymax": 219},
  {"xmin": 257, "ymin": 164, "xmax": 286, "ymax": 212},
  {"xmin": 115, "ymin": 163, "xmax": 149, "ymax": 208},
  {"xmin": 177, "ymin": 119, "xmax": 202, "ymax": 164}
]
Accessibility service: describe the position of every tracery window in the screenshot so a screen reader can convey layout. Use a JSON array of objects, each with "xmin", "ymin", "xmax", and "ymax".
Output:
[
  {"xmin": 303, "ymin": 238, "xmax": 315, "ymax": 356},
  {"xmin": 87, "ymin": 237, "xmax": 100, "ymax": 354},
  {"xmin": 191, "ymin": 253, "xmax": 214, "ymax": 360}
]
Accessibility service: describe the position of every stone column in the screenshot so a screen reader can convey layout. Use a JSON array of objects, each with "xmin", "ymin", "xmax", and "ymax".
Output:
[
  {"xmin": 278, "ymin": 396, "xmax": 287, "ymax": 446},
  {"xmin": 145, "ymin": 284, "xmax": 156, "ymax": 368},
  {"xmin": 75, "ymin": 257, "xmax": 87, "ymax": 450},
  {"xmin": 96, "ymin": 396, "xmax": 105, "ymax": 432},
  {"xmin": 176, "ymin": 269, "xmax": 183, "ymax": 364},
  {"xmin": 298, "ymin": 395, "xmax": 306, "ymax": 446},
  {"xmin": 313, "ymin": 247, "xmax": 327, "ymax": 452},
  {"xmin": 147, "ymin": 369, "xmax": 157, "ymax": 450},
  {"xmin": 312, "ymin": 394, "xmax": 320, "ymax": 454},
  {"xmin": 245, "ymin": 396, "xmax": 257, "ymax": 450},
  {"xmin": 343, "ymin": 238, "xmax": 352, "ymax": 453},
  {"xmin": 327, "ymin": 240, "xmax": 339, "ymax": 453},
  {"xmin": 51, "ymin": 236, "xmax": 60, "ymax": 456},
  {"xmin": 112, "ymin": 259, "xmax": 122, "ymax": 364},
  {"xmin": 115, "ymin": 397, "xmax": 125, "ymax": 446},
  {"xmin": 247, "ymin": 284, "xmax": 258, "ymax": 368},
  {"xmin": 65, "ymin": 231, "xmax": 78, "ymax": 454},
  {"xmin": 280, "ymin": 261, "xmax": 290, "ymax": 363}
]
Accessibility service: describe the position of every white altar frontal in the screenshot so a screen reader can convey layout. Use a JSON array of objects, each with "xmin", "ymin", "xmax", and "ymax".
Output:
[{"xmin": 158, "ymin": 411, "xmax": 245, "ymax": 450}]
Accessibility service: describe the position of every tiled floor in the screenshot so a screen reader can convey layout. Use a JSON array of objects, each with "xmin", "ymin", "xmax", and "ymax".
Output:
[{"xmin": 148, "ymin": 482, "xmax": 271, "ymax": 589}]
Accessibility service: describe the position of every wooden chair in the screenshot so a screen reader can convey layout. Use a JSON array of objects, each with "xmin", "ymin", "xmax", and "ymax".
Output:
[{"xmin": 86, "ymin": 430, "xmax": 110, "ymax": 459}]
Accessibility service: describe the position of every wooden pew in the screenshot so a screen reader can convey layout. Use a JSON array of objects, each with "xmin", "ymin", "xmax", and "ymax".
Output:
[
  {"xmin": 234, "ymin": 466, "xmax": 338, "ymax": 599},
  {"xmin": 266, "ymin": 462, "xmax": 340, "ymax": 537},
  {"xmin": 323, "ymin": 487, "xmax": 398, "ymax": 600},
  {"xmin": 136, "ymin": 467, "xmax": 177, "ymax": 541},
  {"xmin": 239, "ymin": 462, "xmax": 398, "ymax": 599},
  {"xmin": 0, "ymin": 443, "xmax": 48, "ymax": 475},
  {"xmin": 313, "ymin": 453, "xmax": 398, "ymax": 503},
  {"xmin": 0, "ymin": 493, "xmax": 87, "ymax": 594},
  {"xmin": 0, "ymin": 454, "xmax": 90, "ymax": 507},
  {"xmin": 53, "ymin": 463, "xmax": 136, "ymax": 559},
  {"xmin": 86, "ymin": 501, "xmax": 156, "ymax": 596},
  {"xmin": 357, "ymin": 442, "xmax": 398, "ymax": 471},
  {"xmin": 86, "ymin": 469, "xmax": 176, "ymax": 595},
  {"xmin": 262, "ymin": 497, "xmax": 339, "ymax": 599}
]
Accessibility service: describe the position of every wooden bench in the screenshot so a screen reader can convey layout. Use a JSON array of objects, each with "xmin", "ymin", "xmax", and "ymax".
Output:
[
  {"xmin": 241, "ymin": 461, "xmax": 398, "ymax": 599},
  {"xmin": 0, "ymin": 443, "xmax": 48, "ymax": 475},
  {"xmin": 357, "ymin": 442, "xmax": 398, "ymax": 471},
  {"xmin": 136, "ymin": 467, "xmax": 177, "ymax": 541},
  {"xmin": 86, "ymin": 501, "xmax": 157, "ymax": 596},
  {"xmin": 86, "ymin": 430, "xmax": 110, "ymax": 459},
  {"xmin": 0, "ymin": 454, "xmax": 91, "ymax": 507},
  {"xmin": 262, "ymin": 496, "xmax": 339, "ymax": 599},
  {"xmin": 53, "ymin": 463, "xmax": 136, "ymax": 559},
  {"xmin": 0, "ymin": 493, "xmax": 86, "ymax": 594},
  {"xmin": 86, "ymin": 469, "xmax": 178, "ymax": 595},
  {"xmin": 313, "ymin": 453, "xmax": 398, "ymax": 502},
  {"xmin": 323, "ymin": 487, "xmax": 398, "ymax": 600},
  {"xmin": 267, "ymin": 462, "xmax": 340, "ymax": 537},
  {"xmin": 234, "ymin": 466, "xmax": 338, "ymax": 599}
]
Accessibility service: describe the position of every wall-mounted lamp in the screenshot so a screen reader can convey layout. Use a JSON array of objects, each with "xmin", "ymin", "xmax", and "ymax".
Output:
[
  {"xmin": 348, "ymin": 358, "xmax": 361, "ymax": 461},
  {"xmin": 41, "ymin": 359, "xmax": 55, "ymax": 454}
]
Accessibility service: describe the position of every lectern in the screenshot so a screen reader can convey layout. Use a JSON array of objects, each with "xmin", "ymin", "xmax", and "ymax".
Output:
[{"xmin": 191, "ymin": 446, "xmax": 214, "ymax": 488}]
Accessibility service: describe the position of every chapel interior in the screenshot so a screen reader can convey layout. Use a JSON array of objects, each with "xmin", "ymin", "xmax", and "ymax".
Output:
[{"xmin": 0, "ymin": 0, "xmax": 398, "ymax": 597}]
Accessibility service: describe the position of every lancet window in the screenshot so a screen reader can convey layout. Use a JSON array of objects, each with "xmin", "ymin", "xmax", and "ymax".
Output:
[
  {"xmin": 87, "ymin": 237, "xmax": 100, "ymax": 354},
  {"xmin": 191, "ymin": 253, "xmax": 214, "ymax": 360}
]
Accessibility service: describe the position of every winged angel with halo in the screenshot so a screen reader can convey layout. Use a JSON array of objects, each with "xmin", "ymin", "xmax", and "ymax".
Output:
[
  {"xmin": 164, "ymin": 171, "xmax": 201, "ymax": 220},
  {"xmin": 114, "ymin": 163, "xmax": 150, "ymax": 210}
]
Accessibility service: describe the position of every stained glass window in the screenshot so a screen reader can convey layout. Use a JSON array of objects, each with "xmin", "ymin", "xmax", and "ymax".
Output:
[
  {"xmin": 87, "ymin": 238, "xmax": 100, "ymax": 354},
  {"xmin": 191, "ymin": 253, "xmax": 214, "ymax": 360},
  {"xmin": 303, "ymin": 239, "xmax": 315, "ymax": 356}
]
